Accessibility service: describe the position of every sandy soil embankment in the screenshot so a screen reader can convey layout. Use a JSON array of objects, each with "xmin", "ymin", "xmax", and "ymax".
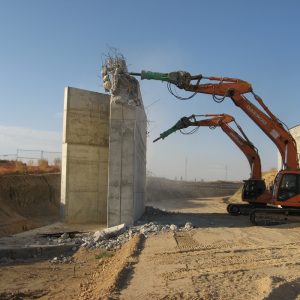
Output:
[
  {"xmin": 0, "ymin": 174, "xmax": 60, "ymax": 236},
  {"xmin": 147, "ymin": 177, "xmax": 242, "ymax": 202}
]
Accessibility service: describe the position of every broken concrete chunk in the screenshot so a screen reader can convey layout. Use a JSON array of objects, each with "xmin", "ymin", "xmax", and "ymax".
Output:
[
  {"xmin": 103, "ymin": 80, "xmax": 112, "ymax": 91},
  {"xmin": 60, "ymin": 233, "xmax": 69, "ymax": 240},
  {"xmin": 111, "ymin": 73, "xmax": 141, "ymax": 106},
  {"xmin": 93, "ymin": 230, "xmax": 107, "ymax": 243},
  {"xmin": 103, "ymin": 223, "xmax": 126, "ymax": 238},
  {"xmin": 93, "ymin": 223, "xmax": 126, "ymax": 243},
  {"xmin": 0, "ymin": 257, "xmax": 9, "ymax": 264},
  {"xmin": 184, "ymin": 222, "xmax": 193, "ymax": 229},
  {"xmin": 102, "ymin": 53, "xmax": 141, "ymax": 106},
  {"xmin": 50, "ymin": 257, "xmax": 58, "ymax": 264},
  {"xmin": 170, "ymin": 224, "xmax": 178, "ymax": 231},
  {"xmin": 50, "ymin": 255, "xmax": 74, "ymax": 264}
]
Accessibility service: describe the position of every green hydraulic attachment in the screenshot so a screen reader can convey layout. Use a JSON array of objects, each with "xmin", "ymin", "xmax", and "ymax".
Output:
[
  {"xmin": 153, "ymin": 117, "xmax": 192, "ymax": 142},
  {"xmin": 130, "ymin": 70, "xmax": 202, "ymax": 88}
]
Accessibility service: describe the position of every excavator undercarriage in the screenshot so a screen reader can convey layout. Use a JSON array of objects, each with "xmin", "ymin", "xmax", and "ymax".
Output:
[{"xmin": 250, "ymin": 207, "xmax": 300, "ymax": 226}]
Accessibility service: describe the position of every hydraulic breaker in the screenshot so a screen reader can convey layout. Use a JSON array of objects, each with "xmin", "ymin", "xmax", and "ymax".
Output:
[
  {"xmin": 130, "ymin": 70, "xmax": 200, "ymax": 88},
  {"xmin": 153, "ymin": 117, "xmax": 191, "ymax": 142}
]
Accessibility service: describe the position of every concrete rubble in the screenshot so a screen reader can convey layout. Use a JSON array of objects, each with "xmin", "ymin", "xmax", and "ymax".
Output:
[
  {"xmin": 44, "ymin": 219, "xmax": 194, "ymax": 253},
  {"xmin": 102, "ymin": 52, "xmax": 141, "ymax": 106},
  {"xmin": 49, "ymin": 255, "xmax": 74, "ymax": 264},
  {"xmin": 0, "ymin": 207, "xmax": 194, "ymax": 264}
]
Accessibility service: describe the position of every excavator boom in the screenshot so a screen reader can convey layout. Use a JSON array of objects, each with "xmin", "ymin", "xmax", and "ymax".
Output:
[
  {"xmin": 155, "ymin": 114, "xmax": 262, "ymax": 179},
  {"xmin": 131, "ymin": 70, "xmax": 299, "ymax": 171}
]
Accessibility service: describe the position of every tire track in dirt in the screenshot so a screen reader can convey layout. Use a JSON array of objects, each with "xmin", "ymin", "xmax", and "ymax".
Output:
[
  {"xmin": 160, "ymin": 232, "xmax": 300, "ymax": 272},
  {"xmin": 173, "ymin": 232, "xmax": 199, "ymax": 251},
  {"xmin": 120, "ymin": 195, "xmax": 300, "ymax": 300},
  {"xmin": 155, "ymin": 232, "xmax": 300, "ymax": 299}
]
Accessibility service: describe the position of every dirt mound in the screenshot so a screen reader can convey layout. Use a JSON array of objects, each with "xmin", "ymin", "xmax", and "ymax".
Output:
[
  {"xmin": 79, "ymin": 234, "xmax": 144, "ymax": 299},
  {"xmin": 0, "ymin": 173, "xmax": 61, "ymax": 236},
  {"xmin": 146, "ymin": 177, "xmax": 242, "ymax": 203},
  {"xmin": 227, "ymin": 187, "xmax": 243, "ymax": 203},
  {"xmin": 0, "ymin": 204, "xmax": 36, "ymax": 237},
  {"xmin": 262, "ymin": 169, "xmax": 277, "ymax": 189},
  {"xmin": 0, "ymin": 160, "xmax": 60, "ymax": 175},
  {"xmin": 228, "ymin": 169, "xmax": 278, "ymax": 203}
]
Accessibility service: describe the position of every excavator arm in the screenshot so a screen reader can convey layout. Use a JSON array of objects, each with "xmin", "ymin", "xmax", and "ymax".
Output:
[
  {"xmin": 155, "ymin": 114, "xmax": 262, "ymax": 180},
  {"xmin": 186, "ymin": 78, "xmax": 298, "ymax": 170},
  {"xmin": 131, "ymin": 71, "xmax": 299, "ymax": 171}
]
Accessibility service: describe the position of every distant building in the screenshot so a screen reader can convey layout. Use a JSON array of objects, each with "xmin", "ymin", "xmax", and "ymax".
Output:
[{"xmin": 278, "ymin": 124, "xmax": 300, "ymax": 170}]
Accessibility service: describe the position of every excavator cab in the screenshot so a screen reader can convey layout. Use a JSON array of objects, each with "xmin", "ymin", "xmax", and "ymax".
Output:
[
  {"xmin": 242, "ymin": 179, "xmax": 266, "ymax": 201},
  {"xmin": 273, "ymin": 171, "xmax": 300, "ymax": 203}
]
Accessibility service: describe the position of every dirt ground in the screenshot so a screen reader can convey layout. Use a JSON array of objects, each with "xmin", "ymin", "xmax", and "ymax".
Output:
[
  {"xmin": 0, "ymin": 234, "xmax": 144, "ymax": 300},
  {"xmin": 2, "ymin": 196, "xmax": 300, "ymax": 299},
  {"xmin": 121, "ymin": 197, "xmax": 300, "ymax": 300},
  {"xmin": 2, "ymin": 175, "xmax": 300, "ymax": 299}
]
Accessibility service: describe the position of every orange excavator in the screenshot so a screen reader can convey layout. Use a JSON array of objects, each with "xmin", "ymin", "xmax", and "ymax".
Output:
[
  {"xmin": 130, "ymin": 70, "xmax": 300, "ymax": 225},
  {"xmin": 153, "ymin": 113, "xmax": 271, "ymax": 215}
]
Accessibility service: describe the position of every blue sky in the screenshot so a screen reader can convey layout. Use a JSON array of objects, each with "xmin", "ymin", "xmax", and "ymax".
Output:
[{"xmin": 0, "ymin": 0, "xmax": 300, "ymax": 180}]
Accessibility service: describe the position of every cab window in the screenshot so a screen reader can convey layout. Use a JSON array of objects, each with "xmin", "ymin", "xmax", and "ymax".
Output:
[{"xmin": 277, "ymin": 174, "xmax": 300, "ymax": 201}]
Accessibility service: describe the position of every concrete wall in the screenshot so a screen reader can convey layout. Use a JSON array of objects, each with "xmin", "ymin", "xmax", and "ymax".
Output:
[
  {"xmin": 107, "ymin": 101, "xmax": 147, "ymax": 227},
  {"xmin": 61, "ymin": 85, "xmax": 147, "ymax": 226},
  {"xmin": 278, "ymin": 124, "xmax": 300, "ymax": 170},
  {"xmin": 61, "ymin": 87, "xmax": 110, "ymax": 224}
]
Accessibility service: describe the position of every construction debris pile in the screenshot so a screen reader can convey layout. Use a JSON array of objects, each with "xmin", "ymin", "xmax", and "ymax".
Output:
[
  {"xmin": 0, "ymin": 207, "xmax": 194, "ymax": 265},
  {"xmin": 46, "ymin": 221, "xmax": 193, "ymax": 265},
  {"xmin": 45, "ymin": 221, "xmax": 193, "ymax": 253}
]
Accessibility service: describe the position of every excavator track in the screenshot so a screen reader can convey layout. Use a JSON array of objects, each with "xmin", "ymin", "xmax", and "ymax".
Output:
[
  {"xmin": 250, "ymin": 208, "xmax": 300, "ymax": 226},
  {"xmin": 226, "ymin": 203, "xmax": 267, "ymax": 216}
]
